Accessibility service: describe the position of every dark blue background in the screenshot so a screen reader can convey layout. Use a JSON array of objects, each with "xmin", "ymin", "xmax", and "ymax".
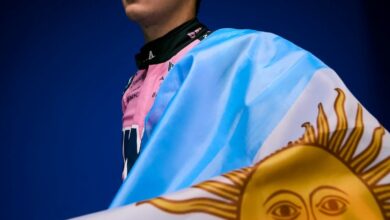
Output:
[{"xmin": 0, "ymin": 0, "xmax": 388, "ymax": 219}]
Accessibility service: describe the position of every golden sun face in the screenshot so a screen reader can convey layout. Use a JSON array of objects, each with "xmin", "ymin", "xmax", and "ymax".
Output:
[
  {"xmin": 139, "ymin": 88, "xmax": 390, "ymax": 220},
  {"xmin": 241, "ymin": 145, "xmax": 382, "ymax": 220}
]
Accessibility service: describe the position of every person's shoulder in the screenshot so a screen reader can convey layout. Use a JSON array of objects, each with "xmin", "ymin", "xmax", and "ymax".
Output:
[
  {"xmin": 186, "ymin": 27, "xmax": 327, "ymax": 74},
  {"xmin": 198, "ymin": 28, "xmax": 306, "ymax": 54}
]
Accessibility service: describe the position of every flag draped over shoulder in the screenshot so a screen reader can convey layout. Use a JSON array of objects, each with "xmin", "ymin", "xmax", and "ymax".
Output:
[{"xmin": 75, "ymin": 29, "xmax": 390, "ymax": 220}]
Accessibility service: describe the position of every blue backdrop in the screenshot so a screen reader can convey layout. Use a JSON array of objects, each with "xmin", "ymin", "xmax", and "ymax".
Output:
[{"xmin": 0, "ymin": 0, "xmax": 388, "ymax": 219}]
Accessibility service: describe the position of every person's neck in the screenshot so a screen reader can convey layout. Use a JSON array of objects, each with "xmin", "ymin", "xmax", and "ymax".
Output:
[{"xmin": 141, "ymin": 13, "xmax": 196, "ymax": 43}]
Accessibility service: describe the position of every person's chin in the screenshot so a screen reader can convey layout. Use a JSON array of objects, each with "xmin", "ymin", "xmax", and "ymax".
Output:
[
  {"xmin": 124, "ymin": 5, "xmax": 142, "ymax": 20},
  {"xmin": 125, "ymin": 9, "xmax": 152, "ymax": 25}
]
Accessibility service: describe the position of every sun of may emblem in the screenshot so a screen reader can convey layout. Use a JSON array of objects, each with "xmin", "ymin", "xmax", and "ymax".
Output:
[{"xmin": 138, "ymin": 88, "xmax": 390, "ymax": 220}]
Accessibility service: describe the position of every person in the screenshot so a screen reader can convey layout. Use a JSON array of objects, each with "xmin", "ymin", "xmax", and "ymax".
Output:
[
  {"xmin": 120, "ymin": 0, "xmax": 208, "ymax": 179},
  {"xmin": 75, "ymin": 0, "xmax": 390, "ymax": 219}
]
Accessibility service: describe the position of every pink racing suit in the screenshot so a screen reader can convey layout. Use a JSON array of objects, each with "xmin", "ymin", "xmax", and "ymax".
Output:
[{"xmin": 121, "ymin": 19, "xmax": 210, "ymax": 178}]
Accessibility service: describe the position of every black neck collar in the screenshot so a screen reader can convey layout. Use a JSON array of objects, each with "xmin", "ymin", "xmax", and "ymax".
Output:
[{"xmin": 135, "ymin": 18, "xmax": 210, "ymax": 69}]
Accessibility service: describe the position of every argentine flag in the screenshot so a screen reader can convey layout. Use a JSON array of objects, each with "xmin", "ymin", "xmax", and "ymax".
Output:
[{"xmin": 75, "ymin": 28, "xmax": 390, "ymax": 220}]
